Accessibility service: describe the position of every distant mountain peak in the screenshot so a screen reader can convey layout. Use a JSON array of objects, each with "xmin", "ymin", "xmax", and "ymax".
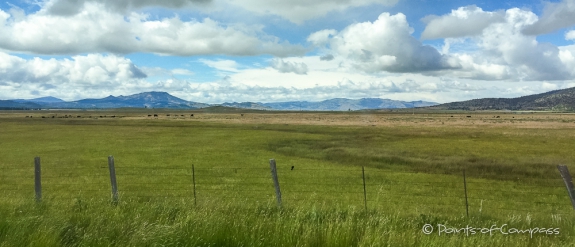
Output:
[{"xmin": 11, "ymin": 96, "xmax": 65, "ymax": 103}]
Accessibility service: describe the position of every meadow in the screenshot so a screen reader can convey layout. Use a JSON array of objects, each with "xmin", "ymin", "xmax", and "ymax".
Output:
[{"xmin": 1, "ymin": 109, "xmax": 575, "ymax": 246}]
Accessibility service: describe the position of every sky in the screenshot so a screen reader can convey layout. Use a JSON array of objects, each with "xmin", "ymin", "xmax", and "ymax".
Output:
[{"xmin": 1, "ymin": 0, "xmax": 575, "ymax": 103}]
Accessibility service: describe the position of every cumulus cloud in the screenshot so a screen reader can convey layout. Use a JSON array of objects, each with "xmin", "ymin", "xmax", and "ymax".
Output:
[
  {"xmin": 319, "ymin": 54, "xmax": 334, "ymax": 61},
  {"xmin": 421, "ymin": 5, "xmax": 505, "ymax": 40},
  {"xmin": 470, "ymin": 8, "xmax": 572, "ymax": 81},
  {"xmin": 42, "ymin": 0, "xmax": 399, "ymax": 24},
  {"xmin": 522, "ymin": 0, "xmax": 575, "ymax": 35},
  {"xmin": 0, "ymin": 3, "xmax": 305, "ymax": 56},
  {"xmin": 317, "ymin": 12, "xmax": 458, "ymax": 73},
  {"xmin": 0, "ymin": 52, "xmax": 153, "ymax": 100},
  {"xmin": 45, "ymin": 0, "xmax": 211, "ymax": 15},
  {"xmin": 270, "ymin": 59, "xmax": 308, "ymax": 75},
  {"xmin": 307, "ymin": 29, "xmax": 337, "ymax": 46},
  {"xmin": 567, "ymin": 30, "xmax": 575, "ymax": 40},
  {"xmin": 221, "ymin": 0, "xmax": 398, "ymax": 24},
  {"xmin": 424, "ymin": 7, "xmax": 575, "ymax": 82},
  {"xmin": 3, "ymin": 51, "xmax": 571, "ymax": 104}
]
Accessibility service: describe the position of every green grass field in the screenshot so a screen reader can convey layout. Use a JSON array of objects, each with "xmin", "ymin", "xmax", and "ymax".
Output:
[{"xmin": 1, "ymin": 111, "xmax": 575, "ymax": 246}]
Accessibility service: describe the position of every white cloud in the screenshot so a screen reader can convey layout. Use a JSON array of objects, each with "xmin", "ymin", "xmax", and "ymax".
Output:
[
  {"xmin": 199, "ymin": 59, "xmax": 240, "ymax": 72},
  {"xmin": 42, "ymin": 0, "xmax": 399, "ymax": 24},
  {"xmin": 541, "ymin": 82, "xmax": 559, "ymax": 91},
  {"xmin": 317, "ymin": 12, "xmax": 458, "ymax": 73},
  {"xmin": 45, "ymin": 0, "xmax": 211, "ymax": 15},
  {"xmin": 432, "ymin": 8, "xmax": 575, "ymax": 81},
  {"xmin": 566, "ymin": 30, "xmax": 575, "ymax": 40},
  {"xmin": 474, "ymin": 8, "xmax": 571, "ymax": 81},
  {"xmin": 319, "ymin": 54, "xmax": 334, "ymax": 61},
  {"xmin": 217, "ymin": 0, "xmax": 398, "ymax": 24},
  {"xmin": 171, "ymin": 68, "xmax": 195, "ymax": 76},
  {"xmin": 0, "ymin": 52, "xmax": 148, "ymax": 99},
  {"xmin": 270, "ymin": 59, "xmax": 308, "ymax": 75},
  {"xmin": 307, "ymin": 29, "xmax": 337, "ymax": 46},
  {"xmin": 3, "ymin": 52, "xmax": 574, "ymax": 104},
  {"xmin": 0, "ymin": 3, "xmax": 305, "ymax": 56},
  {"xmin": 421, "ymin": 5, "xmax": 505, "ymax": 40},
  {"xmin": 522, "ymin": 0, "xmax": 575, "ymax": 35}
]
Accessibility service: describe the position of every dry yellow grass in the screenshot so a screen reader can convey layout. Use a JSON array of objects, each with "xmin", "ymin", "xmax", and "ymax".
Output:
[{"xmin": 7, "ymin": 110, "xmax": 575, "ymax": 128}]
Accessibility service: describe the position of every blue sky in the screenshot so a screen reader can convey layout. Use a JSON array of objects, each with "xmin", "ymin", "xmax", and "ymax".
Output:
[{"xmin": 1, "ymin": 0, "xmax": 575, "ymax": 103}]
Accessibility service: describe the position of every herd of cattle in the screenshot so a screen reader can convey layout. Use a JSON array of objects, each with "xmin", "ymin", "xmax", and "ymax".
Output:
[{"xmin": 25, "ymin": 114, "xmax": 514, "ymax": 120}]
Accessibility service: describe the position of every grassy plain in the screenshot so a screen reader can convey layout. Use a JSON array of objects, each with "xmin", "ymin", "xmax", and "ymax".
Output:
[{"xmin": 1, "ymin": 109, "xmax": 575, "ymax": 246}]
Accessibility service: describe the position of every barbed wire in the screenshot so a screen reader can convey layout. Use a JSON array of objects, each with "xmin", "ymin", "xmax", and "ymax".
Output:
[{"xmin": 1, "ymin": 163, "xmax": 572, "ymax": 216}]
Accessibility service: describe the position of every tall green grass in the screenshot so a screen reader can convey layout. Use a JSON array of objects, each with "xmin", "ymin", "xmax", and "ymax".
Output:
[{"xmin": 0, "ymin": 115, "xmax": 574, "ymax": 246}]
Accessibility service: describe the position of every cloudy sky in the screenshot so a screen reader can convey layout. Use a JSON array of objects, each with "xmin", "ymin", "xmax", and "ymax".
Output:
[{"xmin": 1, "ymin": 0, "xmax": 575, "ymax": 103}]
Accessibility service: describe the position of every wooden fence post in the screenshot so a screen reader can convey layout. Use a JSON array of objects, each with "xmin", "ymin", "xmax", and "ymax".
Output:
[
  {"xmin": 362, "ymin": 166, "xmax": 367, "ymax": 212},
  {"xmin": 557, "ymin": 165, "xmax": 575, "ymax": 210},
  {"xmin": 34, "ymin": 157, "xmax": 41, "ymax": 202},
  {"xmin": 269, "ymin": 159, "xmax": 282, "ymax": 207},
  {"xmin": 108, "ymin": 156, "xmax": 119, "ymax": 204},
  {"xmin": 463, "ymin": 169, "xmax": 469, "ymax": 217},
  {"xmin": 192, "ymin": 164, "xmax": 197, "ymax": 206}
]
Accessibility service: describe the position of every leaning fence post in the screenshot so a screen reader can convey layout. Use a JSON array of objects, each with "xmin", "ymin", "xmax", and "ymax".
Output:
[
  {"xmin": 557, "ymin": 165, "xmax": 575, "ymax": 210},
  {"xmin": 269, "ymin": 159, "xmax": 282, "ymax": 207},
  {"xmin": 108, "ymin": 156, "xmax": 119, "ymax": 204},
  {"xmin": 34, "ymin": 157, "xmax": 41, "ymax": 202},
  {"xmin": 463, "ymin": 169, "xmax": 469, "ymax": 217}
]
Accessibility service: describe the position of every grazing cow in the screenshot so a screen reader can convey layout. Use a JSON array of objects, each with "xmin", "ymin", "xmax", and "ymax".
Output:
[
  {"xmin": 153, "ymin": 114, "xmax": 158, "ymax": 117},
  {"xmin": 496, "ymin": 116, "xmax": 500, "ymax": 118},
  {"xmin": 42, "ymin": 116, "xmax": 45, "ymax": 118},
  {"xmin": 148, "ymin": 115, "xmax": 152, "ymax": 117},
  {"xmin": 291, "ymin": 166, "xmax": 294, "ymax": 170},
  {"xmin": 466, "ymin": 116, "xmax": 471, "ymax": 118},
  {"xmin": 77, "ymin": 116, "xmax": 81, "ymax": 118},
  {"xmin": 51, "ymin": 116, "xmax": 55, "ymax": 118},
  {"xmin": 241, "ymin": 114, "xmax": 244, "ymax": 117},
  {"xmin": 450, "ymin": 115, "xmax": 453, "ymax": 117},
  {"xmin": 181, "ymin": 115, "xmax": 184, "ymax": 117},
  {"xmin": 191, "ymin": 114, "xmax": 194, "ymax": 117},
  {"xmin": 167, "ymin": 114, "xmax": 170, "ymax": 116}
]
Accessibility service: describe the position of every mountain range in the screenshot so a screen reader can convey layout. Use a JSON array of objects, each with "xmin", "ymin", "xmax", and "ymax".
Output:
[
  {"xmin": 0, "ymin": 92, "xmax": 438, "ymax": 111},
  {"xmin": 430, "ymin": 87, "xmax": 575, "ymax": 111},
  {"xmin": 4, "ymin": 87, "xmax": 575, "ymax": 111}
]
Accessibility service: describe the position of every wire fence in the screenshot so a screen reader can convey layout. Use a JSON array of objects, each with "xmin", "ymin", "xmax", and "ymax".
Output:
[{"xmin": 0, "ymin": 156, "xmax": 573, "ymax": 217}]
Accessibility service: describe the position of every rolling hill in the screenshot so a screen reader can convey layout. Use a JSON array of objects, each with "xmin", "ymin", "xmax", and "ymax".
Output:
[{"xmin": 429, "ymin": 87, "xmax": 575, "ymax": 111}]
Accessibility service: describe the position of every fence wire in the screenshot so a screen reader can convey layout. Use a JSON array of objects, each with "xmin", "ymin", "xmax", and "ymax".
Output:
[{"xmin": 0, "ymin": 160, "xmax": 573, "ymax": 216}]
